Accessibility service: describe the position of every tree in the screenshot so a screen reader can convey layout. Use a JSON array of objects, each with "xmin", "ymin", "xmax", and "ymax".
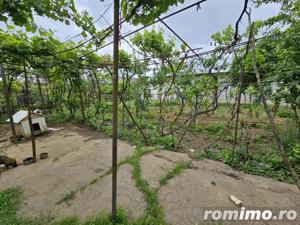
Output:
[
  {"xmin": 253, "ymin": 0, "xmax": 299, "ymax": 25},
  {"xmin": 132, "ymin": 28, "xmax": 182, "ymax": 138},
  {"xmin": 249, "ymin": 13, "xmax": 300, "ymax": 190},
  {"xmin": 1, "ymin": 63, "xmax": 17, "ymax": 142},
  {"xmin": 251, "ymin": 0, "xmax": 300, "ymax": 136},
  {"xmin": 274, "ymin": 21, "xmax": 300, "ymax": 137}
]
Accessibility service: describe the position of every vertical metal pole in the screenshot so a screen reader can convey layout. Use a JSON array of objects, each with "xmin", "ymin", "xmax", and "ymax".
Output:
[
  {"xmin": 24, "ymin": 60, "xmax": 37, "ymax": 162},
  {"xmin": 112, "ymin": 0, "xmax": 120, "ymax": 222}
]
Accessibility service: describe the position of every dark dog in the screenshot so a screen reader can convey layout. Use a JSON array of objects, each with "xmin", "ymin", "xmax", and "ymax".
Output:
[{"xmin": 0, "ymin": 155, "xmax": 18, "ymax": 168}]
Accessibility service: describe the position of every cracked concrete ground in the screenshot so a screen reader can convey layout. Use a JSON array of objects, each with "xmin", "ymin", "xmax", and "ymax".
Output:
[
  {"xmin": 1, "ymin": 123, "xmax": 300, "ymax": 224},
  {"xmin": 140, "ymin": 150, "xmax": 190, "ymax": 188},
  {"xmin": 158, "ymin": 160, "xmax": 300, "ymax": 225},
  {"xmin": 0, "ymin": 124, "xmax": 143, "ymax": 220}
]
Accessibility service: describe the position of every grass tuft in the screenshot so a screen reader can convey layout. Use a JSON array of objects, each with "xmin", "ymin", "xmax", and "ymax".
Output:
[
  {"xmin": 125, "ymin": 147, "xmax": 166, "ymax": 225},
  {"xmin": 159, "ymin": 161, "xmax": 192, "ymax": 186},
  {"xmin": 0, "ymin": 187, "xmax": 53, "ymax": 225},
  {"xmin": 56, "ymin": 190, "xmax": 77, "ymax": 205}
]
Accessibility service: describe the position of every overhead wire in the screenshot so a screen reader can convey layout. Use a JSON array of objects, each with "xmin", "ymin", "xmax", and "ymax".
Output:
[
  {"xmin": 61, "ymin": 1, "xmax": 113, "ymax": 44},
  {"xmin": 157, "ymin": 16, "xmax": 202, "ymax": 60},
  {"xmin": 0, "ymin": 33, "xmax": 276, "ymax": 72},
  {"xmin": 1, "ymin": 0, "xmax": 264, "ymax": 71},
  {"xmin": 57, "ymin": 0, "xmax": 142, "ymax": 55},
  {"xmin": 0, "ymin": 32, "xmax": 278, "ymax": 72},
  {"xmin": 79, "ymin": 0, "xmax": 210, "ymax": 57}
]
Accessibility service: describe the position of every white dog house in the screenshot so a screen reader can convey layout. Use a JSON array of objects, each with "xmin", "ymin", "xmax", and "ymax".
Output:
[{"xmin": 7, "ymin": 110, "xmax": 48, "ymax": 138}]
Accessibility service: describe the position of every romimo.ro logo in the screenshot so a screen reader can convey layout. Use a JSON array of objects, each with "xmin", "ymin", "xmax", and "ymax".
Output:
[{"xmin": 203, "ymin": 207, "xmax": 298, "ymax": 221}]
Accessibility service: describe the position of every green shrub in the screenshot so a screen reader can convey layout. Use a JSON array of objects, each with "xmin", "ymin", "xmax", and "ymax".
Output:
[
  {"xmin": 100, "ymin": 126, "xmax": 112, "ymax": 136},
  {"xmin": 206, "ymin": 122, "xmax": 225, "ymax": 135},
  {"xmin": 204, "ymin": 148, "xmax": 236, "ymax": 164},
  {"xmin": 249, "ymin": 122, "xmax": 259, "ymax": 128},
  {"xmin": 48, "ymin": 112, "xmax": 71, "ymax": 125},
  {"xmin": 199, "ymin": 146, "xmax": 299, "ymax": 184},
  {"xmin": 223, "ymin": 134, "xmax": 234, "ymax": 143},
  {"xmin": 0, "ymin": 114, "xmax": 7, "ymax": 125},
  {"xmin": 189, "ymin": 124, "xmax": 204, "ymax": 133},
  {"xmin": 148, "ymin": 132, "xmax": 175, "ymax": 150},
  {"xmin": 277, "ymin": 109, "xmax": 293, "ymax": 118},
  {"xmin": 118, "ymin": 129, "xmax": 143, "ymax": 146},
  {"xmin": 0, "ymin": 187, "xmax": 51, "ymax": 225},
  {"xmin": 284, "ymin": 141, "xmax": 300, "ymax": 164},
  {"xmin": 289, "ymin": 144, "xmax": 300, "ymax": 163},
  {"xmin": 123, "ymin": 119, "xmax": 136, "ymax": 129}
]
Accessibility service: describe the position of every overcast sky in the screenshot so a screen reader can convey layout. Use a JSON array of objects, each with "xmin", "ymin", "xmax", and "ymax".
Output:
[{"xmin": 5, "ymin": 0, "xmax": 281, "ymax": 54}]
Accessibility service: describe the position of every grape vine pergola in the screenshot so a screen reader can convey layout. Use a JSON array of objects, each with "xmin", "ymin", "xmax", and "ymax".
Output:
[{"xmin": 108, "ymin": 0, "xmax": 252, "ymax": 221}]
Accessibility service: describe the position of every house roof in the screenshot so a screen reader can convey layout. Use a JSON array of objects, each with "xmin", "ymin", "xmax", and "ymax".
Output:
[{"xmin": 6, "ymin": 110, "xmax": 45, "ymax": 123}]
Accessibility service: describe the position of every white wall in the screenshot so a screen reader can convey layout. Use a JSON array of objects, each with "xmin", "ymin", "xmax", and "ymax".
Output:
[{"xmin": 21, "ymin": 117, "xmax": 47, "ymax": 137}]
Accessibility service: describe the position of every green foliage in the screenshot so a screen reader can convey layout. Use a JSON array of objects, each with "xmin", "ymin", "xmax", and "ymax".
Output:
[
  {"xmin": 118, "ymin": 129, "xmax": 143, "ymax": 146},
  {"xmin": 0, "ymin": 188, "xmax": 21, "ymax": 221},
  {"xmin": 0, "ymin": 0, "xmax": 98, "ymax": 35},
  {"xmin": 284, "ymin": 140, "xmax": 300, "ymax": 165},
  {"xmin": 253, "ymin": 0, "xmax": 300, "ymax": 25},
  {"xmin": 200, "ymin": 147, "xmax": 300, "ymax": 184},
  {"xmin": 211, "ymin": 25, "xmax": 234, "ymax": 46},
  {"xmin": 205, "ymin": 122, "xmax": 225, "ymax": 135},
  {"xmin": 0, "ymin": 80, "xmax": 22, "ymax": 93},
  {"xmin": 121, "ymin": 147, "xmax": 166, "ymax": 225},
  {"xmin": 189, "ymin": 124, "xmax": 204, "ymax": 133},
  {"xmin": 0, "ymin": 0, "xmax": 74, "ymax": 27},
  {"xmin": 277, "ymin": 109, "xmax": 294, "ymax": 118},
  {"xmin": 131, "ymin": 28, "xmax": 177, "ymax": 59},
  {"xmin": 0, "ymin": 187, "xmax": 51, "ymax": 225},
  {"xmin": 48, "ymin": 112, "xmax": 71, "ymax": 125},
  {"xmin": 0, "ymin": 177, "xmax": 165, "ymax": 225},
  {"xmin": 205, "ymin": 149, "xmax": 233, "ymax": 164},
  {"xmin": 80, "ymin": 208, "xmax": 131, "ymax": 225},
  {"xmin": 245, "ymin": 2, "xmax": 300, "ymax": 111},
  {"xmin": 148, "ymin": 131, "xmax": 175, "ymax": 150},
  {"xmin": 237, "ymin": 151, "xmax": 293, "ymax": 183},
  {"xmin": 122, "ymin": 0, "xmax": 184, "ymax": 25},
  {"xmin": 0, "ymin": 114, "xmax": 7, "ymax": 125}
]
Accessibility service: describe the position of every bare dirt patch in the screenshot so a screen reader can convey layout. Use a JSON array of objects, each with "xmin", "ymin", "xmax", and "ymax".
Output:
[{"xmin": 0, "ymin": 124, "xmax": 14, "ymax": 152}]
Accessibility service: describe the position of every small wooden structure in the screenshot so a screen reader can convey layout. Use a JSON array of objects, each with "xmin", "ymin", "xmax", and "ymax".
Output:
[{"xmin": 7, "ymin": 110, "xmax": 48, "ymax": 138}]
